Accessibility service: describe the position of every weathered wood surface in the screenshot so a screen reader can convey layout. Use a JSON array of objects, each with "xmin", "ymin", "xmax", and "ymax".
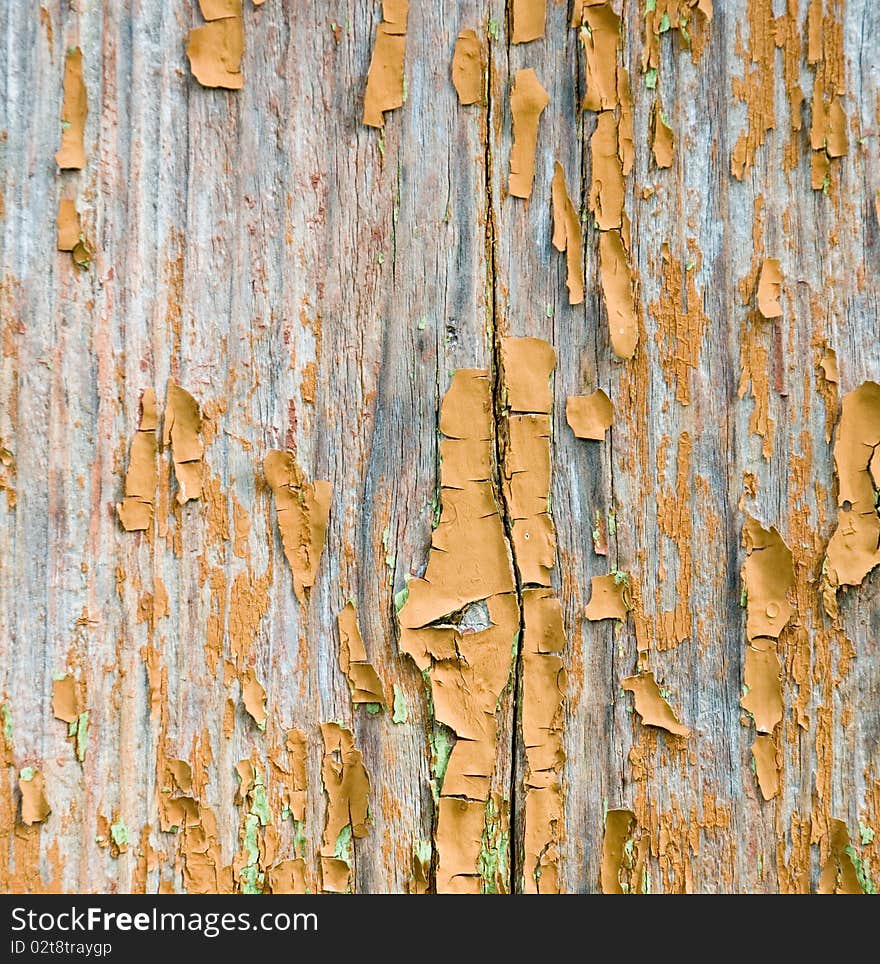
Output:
[{"xmin": 0, "ymin": 0, "xmax": 878, "ymax": 893}]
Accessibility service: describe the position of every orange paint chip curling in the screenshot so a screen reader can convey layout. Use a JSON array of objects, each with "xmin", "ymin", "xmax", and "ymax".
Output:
[
  {"xmin": 599, "ymin": 229, "xmax": 638, "ymax": 359},
  {"xmin": 742, "ymin": 516, "xmax": 794, "ymax": 641},
  {"xmin": 186, "ymin": 0, "xmax": 244, "ymax": 90},
  {"xmin": 566, "ymin": 390, "xmax": 613, "ymax": 441},
  {"xmin": 452, "ymin": 30, "xmax": 482, "ymax": 105},
  {"xmin": 512, "ymin": 0, "xmax": 546, "ymax": 44},
  {"xmin": 509, "ymin": 68, "xmax": 549, "ymax": 200},
  {"xmin": 651, "ymin": 104, "xmax": 674, "ymax": 169},
  {"xmin": 57, "ymin": 200, "xmax": 80, "ymax": 252},
  {"xmin": 600, "ymin": 808, "xmax": 635, "ymax": 893},
  {"xmin": 580, "ymin": 4, "xmax": 620, "ymax": 112},
  {"xmin": 751, "ymin": 735, "xmax": 779, "ymax": 800},
  {"xmin": 55, "ymin": 48, "xmax": 87, "ymax": 170},
  {"xmin": 621, "ymin": 671, "xmax": 690, "ymax": 738},
  {"xmin": 240, "ymin": 667, "xmax": 267, "ymax": 729},
  {"xmin": 319, "ymin": 723, "xmax": 370, "ymax": 893},
  {"xmin": 585, "ymin": 572, "xmax": 630, "ymax": 621},
  {"xmin": 362, "ymin": 1, "xmax": 409, "ymax": 128},
  {"xmin": 164, "ymin": 382, "xmax": 203, "ymax": 505},
  {"xmin": 757, "ymin": 258, "xmax": 783, "ymax": 319},
  {"xmin": 19, "ymin": 768, "xmax": 51, "ymax": 826},
  {"xmin": 337, "ymin": 602, "xmax": 386, "ymax": 705},
  {"xmin": 551, "ymin": 162, "xmax": 584, "ymax": 305}
]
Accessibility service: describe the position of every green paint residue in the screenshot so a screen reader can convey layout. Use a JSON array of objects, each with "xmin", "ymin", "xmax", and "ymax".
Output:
[
  {"xmin": 293, "ymin": 820, "xmax": 307, "ymax": 859},
  {"xmin": 414, "ymin": 839, "xmax": 431, "ymax": 867},
  {"xmin": 430, "ymin": 489, "xmax": 442, "ymax": 529},
  {"xmin": 845, "ymin": 845, "xmax": 875, "ymax": 894},
  {"xmin": 394, "ymin": 584, "xmax": 410, "ymax": 613},
  {"xmin": 365, "ymin": 702, "xmax": 381, "ymax": 715},
  {"xmin": 110, "ymin": 821, "xmax": 129, "ymax": 848},
  {"xmin": 237, "ymin": 766, "xmax": 271, "ymax": 893},
  {"xmin": 487, "ymin": 18, "xmax": 500, "ymax": 41},
  {"xmin": 859, "ymin": 822, "xmax": 875, "ymax": 846},
  {"xmin": 646, "ymin": 0, "xmax": 657, "ymax": 11},
  {"xmin": 392, "ymin": 685, "xmax": 408, "ymax": 724},
  {"xmin": 645, "ymin": 68, "xmax": 658, "ymax": 90},
  {"xmin": 658, "ymin": 12, "xmax": 671, "ymax": 32},
  {"xmin": 479, "ymin": 796, "xmax": 509, "ymax": 894},
  {"xmin": 429, "ymin": 723, "xmax": 454, "ymax": 800},
  {"xmin": 251, "ymin": 781, "xmax": 271, "ymax": 827},
  {"xmin": 239, "ymin": 814, "xmax": 263, "ymax": 894},
  {"xmin": 607, "ymin": 507, "xmax": 617, "ymax": 536},
  {"xmin": 334, "ymin": 824, "xmax": 353, "ymax": 864},
  {"xmin": 74, "ymin": 711, "xmax": 89, "ymax": 762},
  {"xmin": 19, "ymin": 766, "xmax": 35, "ymax": 782},
  {"xmin": 2, "ymin": 703, "xmax": 13, "ymax": 744}
]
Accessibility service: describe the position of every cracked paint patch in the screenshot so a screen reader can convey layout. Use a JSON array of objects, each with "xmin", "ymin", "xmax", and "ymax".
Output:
[
  {"xmin": 117, "ymin": 389, "xmax": 158, "ymax": 531},
  {"xmin": 319, "ymin": 722, "xmax": 370, "ymax": 893},
  {"xmin": 818, "ymin": 818, "xmax": 865, "ymax": 893},
  {"xmin": 56, "ymin": 199, "xmax": 92, "ymax": 270},
  {"xmin": 740, "ymin": 516, "xmax": 793, "ymax": 797},
  {"xmin": 757, "ymin": 258, "xmax": 783, "ymax": 320},
  {"xmin": 585, "ymin": 572, "xmax": 631, "ymax": 621},
  {"xmin": 398, "ymin": 367, "xmax": 518, "ymax": 892},
  {"xmin": 822, "ymin": 382, "xmax": 880, "ymax": 616}
]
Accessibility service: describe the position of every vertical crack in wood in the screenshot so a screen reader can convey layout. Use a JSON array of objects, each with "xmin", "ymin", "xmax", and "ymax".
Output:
[{"xmin": 481, "ymin": 21, "xmax": 526, "ymax": 895}]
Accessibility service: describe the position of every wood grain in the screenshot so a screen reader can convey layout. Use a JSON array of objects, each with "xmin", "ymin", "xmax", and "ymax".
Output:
[{"xmin": 0, "ymin": 0, "xmax": 878, "ymax": 893}]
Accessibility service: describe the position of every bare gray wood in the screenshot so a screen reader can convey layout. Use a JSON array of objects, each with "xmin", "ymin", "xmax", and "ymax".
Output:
[{"xmin": 0, "ymin": 0, "xmax": 878, "ymax": 893}]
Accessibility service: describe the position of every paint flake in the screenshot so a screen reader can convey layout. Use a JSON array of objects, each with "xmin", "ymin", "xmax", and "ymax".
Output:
[
  {"xmin": 621, "ymin": 671, "xmax": 690, "ymax": 737},
  {"xmin": 511, "ymin": 0, "xmax": 546, "ymax": 44},
  {"xmin": 362, "ymin": 1, "xmax": 409, "ymax": 127},
  {"xmin": 451, "ymin": 30, "xmax": 483, "ymax": 105},
  {"xmin": 163, "ymin": 382, "xmax": 203, "ymax": 505},
  {"xmin": 186, "ymin": 0, "xmax": 244, "ymax": 90},
  {"xmin": 264, "ymin": 449, "xmax": 331, "ymax": 603},
  {"xmin": 585, "ymin": 573, "xmax": 630, "ymax": 621},
  {"xmin": 55, "ymin": 48, "xmax": 87, "ymax": 169},
  {"xmin": 337, "ymin": 602, "xmax": 386, "ymax": 705},
  {"xmin": 509, "ymin": 69, "xmax": 550, "ymax": 199},
  {"xmin": 551, "ymin": 162, "xmax": 584, "ymax": 305},
  {"xmin": 320, "ymin": 722, "xmax": 370, "ymax": 893},
  {"xmin": 117, "ymin": 389, "xmax": 159, "ymax": 530},
  {"xmin": 566, "ymin": 390, "xmax": 613, "ymax": 441}
]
